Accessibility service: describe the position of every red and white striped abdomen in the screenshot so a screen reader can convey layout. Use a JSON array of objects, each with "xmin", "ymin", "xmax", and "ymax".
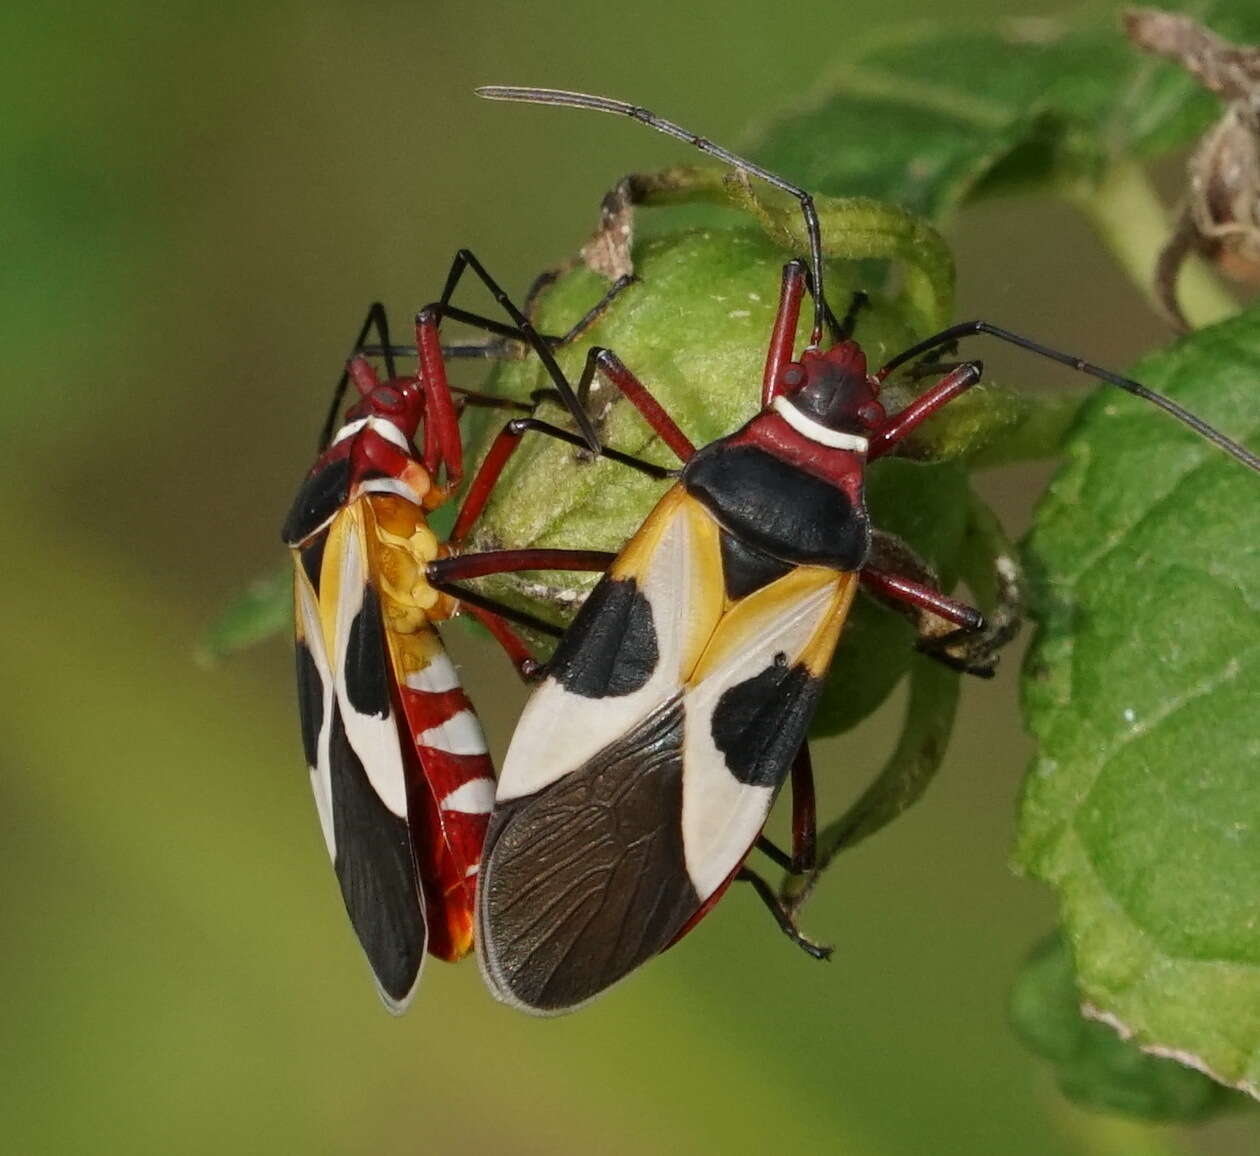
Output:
[{"xmin": 393, "ymin": 648, "xmax": 494, "ymax": 961}]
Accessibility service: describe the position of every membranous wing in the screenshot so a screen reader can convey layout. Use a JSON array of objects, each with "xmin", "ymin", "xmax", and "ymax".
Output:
[{"xmin": 478, "ymin": 486, "xmax": 856, "ymax": 1013}]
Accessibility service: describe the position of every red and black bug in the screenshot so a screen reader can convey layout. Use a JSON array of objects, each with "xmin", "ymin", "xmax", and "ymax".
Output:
[
  {"xmin": 466, "ymin": 87, "xmax": 1260, "ymax": 1015},
  {"xmin": 281, "ymin": 258, "xmax": 665, "ymax": 1010}
]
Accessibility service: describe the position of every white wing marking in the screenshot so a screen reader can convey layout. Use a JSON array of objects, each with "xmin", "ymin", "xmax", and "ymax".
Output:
[
  {"xmin": 295, "ymin": 574, "xmax": 337, "ymax": 860},
  {"xmin": 333, "ymin": 520, "xmax": 409, "ymax": 818},
  {"xmin": 497, "ymin": 497, "xmax": 713, "ymax": 802},
  {"xmin": 681, "ymin": 576, "xmax": 845, "ymax": 900}
]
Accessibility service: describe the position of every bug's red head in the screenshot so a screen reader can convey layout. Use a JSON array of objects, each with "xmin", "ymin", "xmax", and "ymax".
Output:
[
  {"xmin": 344, "ymin": 355, "xmax": 427, "ymax": 439},
  {"xmin": 781, "ymin": 341, "xmax": 886, "ymax": 433}
]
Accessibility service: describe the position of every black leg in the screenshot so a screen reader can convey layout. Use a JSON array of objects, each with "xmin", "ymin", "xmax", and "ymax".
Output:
[
  {"xmin": 755, "ymin": 836, "xmax": 794, "ymax": 873},
  {"xmin": 834, "ymin": 289, "xmax": 869, "ymax": 342},
  {"xmin": 737, "ymin": 868, "xmax": 833, "ymax": 961},
  {"xmin": 428, "ymin": 578, "xmax": 564, "ymax": 639},
  {"xmin": 318, "ymin": 302, "xmax": 394, "ymax": 451},
  {"xmin": 499, "ymin": 417, "xmax": 673, "ymax": 479},
  {"xmin": 425, "ymin": 249, "xmax": 602, "ymax": 452},
  {"xmin": 550, "ymin": 274, "xmax": 637, "ymax": 344}
]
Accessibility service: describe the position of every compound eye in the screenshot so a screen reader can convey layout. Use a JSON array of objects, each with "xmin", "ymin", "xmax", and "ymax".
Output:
[
  {"xmin": 780, "ymin": 364, "xmax": 806, "ymax": 390},
  {"xmin": 373, "ymin": 386, "xmax": 403, "ymax": 412},
  {"xmin": 857, "ymin": 400, "xmax": 885, "ymax": 428}
]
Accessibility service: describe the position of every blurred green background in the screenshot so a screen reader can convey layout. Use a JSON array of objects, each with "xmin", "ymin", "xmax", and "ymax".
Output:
[{"xmin": 5, "ymin": 1, "xmax": 1256, "ymax": 1153}]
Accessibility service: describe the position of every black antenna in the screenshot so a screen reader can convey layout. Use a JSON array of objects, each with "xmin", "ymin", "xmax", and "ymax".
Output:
[
  {"xmin": 878, "ymin": 320, "xmax": 1260, "ymax": 474},
  {"xmin": 477, "ymin": 85, "xmax": 829, "ymax": 348}
]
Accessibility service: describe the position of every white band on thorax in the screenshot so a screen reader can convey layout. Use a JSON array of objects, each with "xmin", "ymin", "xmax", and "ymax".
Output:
[
  {"xmin": 772, "ymin": 396, "xmax": 869, "ymax": 452},
  {"xmin": 330, "ymin": 416, "xmax": 410, "ymax": 452}
]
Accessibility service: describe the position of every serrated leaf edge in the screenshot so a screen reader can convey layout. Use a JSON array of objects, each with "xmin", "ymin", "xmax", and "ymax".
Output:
[{"xmin": 1082, "ymin": 1002, "xmax": 1260, "ymax": 1101}]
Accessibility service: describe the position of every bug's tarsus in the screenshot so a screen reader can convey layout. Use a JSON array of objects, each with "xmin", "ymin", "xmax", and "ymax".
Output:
[
  {"xmin": 915, "ymin": 630, "xmax": 998, "ymax": 679},
  {"xmin": 737, "ymin": 868, "xmax": 833, "ymax": 961},
  {"xmin": 476, "ymin": 85, "xmax": 830, "ymax": 348},
  {"xmin": 879, "ymin": 320, "xmax": 1260, "ymax": 473}
]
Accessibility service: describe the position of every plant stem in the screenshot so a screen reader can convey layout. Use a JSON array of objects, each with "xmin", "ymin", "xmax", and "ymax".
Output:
[{"xmin": 1070, "ymin": 159, "xmax": 1238, "ymax": 330}]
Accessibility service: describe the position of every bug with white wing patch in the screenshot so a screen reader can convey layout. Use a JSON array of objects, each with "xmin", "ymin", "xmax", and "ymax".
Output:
[
  {"xmin": 284, "ymin": 278, "xmax": 674, "ymax": 1010},
  {"xmin": 472, "ymin": 86, "xmax": 1259, "ymax": 1016}
]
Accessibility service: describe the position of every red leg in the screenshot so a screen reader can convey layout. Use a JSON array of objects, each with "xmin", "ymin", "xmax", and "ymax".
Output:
[
  {"xmin": 867, "ymin": 362, "xmax": 983, "ymax": 459},
  {"xmin": 428, "ymin": 550, "xmax": 617, "ymax": 676},
  {"xmin": 577, "ymin": 347, "xmax": 696, "ymax": 463},
  {"xmin": 449, "ymin": 417, "xmax": 671, "ymax": 547},
  {"xmin": 762, "ymin": 260, "xmax": 808, "ymax": 406},
  {"xmin": 415, "ymin": 308, "xmax": 465, "ymax": 486},
  {"xmin": 429, "ymin": 549, "xmax": 615, "ymax": 583},
  {"xmin": 789, "ymin": 744, "xmax": 817, "ymax": 873},
  {"xmin": 860, "ymin": 568, "xmax": 984, "ymax": 631},
  {"xmin": 461, "ymin": 603, "xmax": 546, "ymax": 682}
]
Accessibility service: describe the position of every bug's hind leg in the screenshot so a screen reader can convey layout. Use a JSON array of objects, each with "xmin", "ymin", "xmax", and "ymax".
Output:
[{"xmin": 737, "ymin": 867, "xmax": 833, "ymax": 961}]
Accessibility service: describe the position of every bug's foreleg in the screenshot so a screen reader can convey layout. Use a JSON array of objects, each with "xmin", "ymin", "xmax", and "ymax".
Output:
[{"xmin": 867, "ymin": 362, "xmax": 984, "ymax": 458}]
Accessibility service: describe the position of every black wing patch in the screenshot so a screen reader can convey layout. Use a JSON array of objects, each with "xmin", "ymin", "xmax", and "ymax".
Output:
[
  {"xmin": 295, "ymin": 640, "xmax": 324, "ymax": 769},
  {"xmin": 282, "ymin": 455, "xmax": 352, "ymax": 546},
  {"xmin": 710, "ymin": 657, "xmax": 820, "ymax": 788},
  {"xmin": 548, "ymin": 577, "xmax": 659, "ymax": 699},
  {"xmin": 343, "ymin": 583, "xmax": 391, "ymax": 719},
  {"xmin": 478, "ymin": 700, "xmax": 698, "ymax": 1012},
  {"xmin": 298, "ymin": 532, "xmax": 328, "ymax": 595},
  {"xmin": 328, "ymin": 707, "xmax": 425, "ymax": 1006}
]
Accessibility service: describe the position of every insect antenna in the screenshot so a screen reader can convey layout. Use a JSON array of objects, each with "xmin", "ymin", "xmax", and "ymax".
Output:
[
  {"xmin": 477, "ymin": 85, "xmax": 830, "ymax": 349},
  {"xmin": 878, "ymin": 319, "xmax": 1260, "ymax": 473}
]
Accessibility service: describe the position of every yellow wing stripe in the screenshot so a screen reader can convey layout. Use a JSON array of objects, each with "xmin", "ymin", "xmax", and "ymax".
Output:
[
  {"xmin": 610, "ymin": 486, "xmax": 726, "ymax": 680},
  {"xmin": 608, "ymin": 484, "xmax": 687, "ymax": 580}
]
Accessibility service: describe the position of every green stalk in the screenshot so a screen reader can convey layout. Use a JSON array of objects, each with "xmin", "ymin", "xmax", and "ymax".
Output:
[{"xmin": 1070, "ymin": 159, "xmax": 1238, "ymax": 330}]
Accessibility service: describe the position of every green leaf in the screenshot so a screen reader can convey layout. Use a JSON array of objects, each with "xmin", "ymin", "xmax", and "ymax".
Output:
[
  {"xmin": 1017, "ymin": 304, "xmax": 1260, "ymax": 1098},
  {"xmin": 199, "ymin": 568, "xmax": 291, "ymax": 662},
  {"xmin": 1010, "ymin": 932, "xmax": 1238, "ymax": 1121},
  {"xmin": 751, "ymin": 7, "xmax": 1260, "ymax": 220},
  {"xmin": 462, "ymin": 227, "xmax": 980, "ymax": 736}
]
